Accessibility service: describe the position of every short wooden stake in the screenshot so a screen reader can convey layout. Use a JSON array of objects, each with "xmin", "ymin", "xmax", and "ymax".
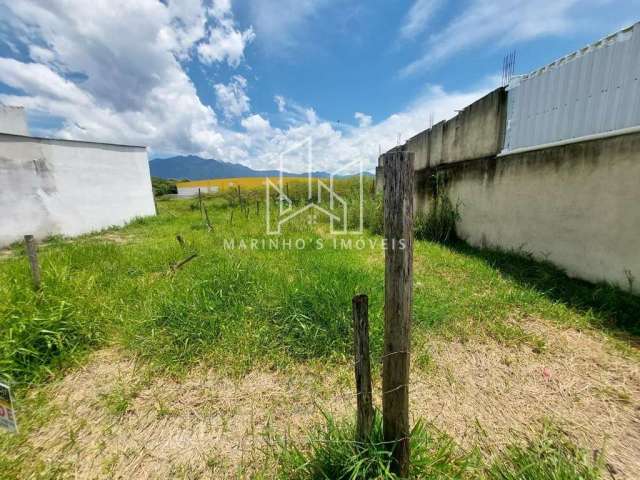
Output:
[
  {"xmin": 24, "ymin": 234, "xmax": 41, "ymax": 290},
  {"xmin": 176, "ymin": 234, "xmax": 185, "ymax": 248},
  {"xmin": 171, "ymin": 253, "xmax": 197, "ymax": 272},
  {"xmin": 204, "ymin": 206, "xmax": 213, "ymax": 231},
  {"xmin": 382, "ymin": 151, "xmax": 414, "ymax": 477},
  {"xmin": 198, "ymin": 188, "xmax": 204, "ymax": 221},
  {"xmin": 352, "ymin": 294, "xmax": 373, "ymax": 442},
  {"xmin": 256, "ymin": 200, "xmax": 260, "ymax": 216}
]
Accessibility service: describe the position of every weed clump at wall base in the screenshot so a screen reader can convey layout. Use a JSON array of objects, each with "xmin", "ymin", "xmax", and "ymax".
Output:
[{"xmin": 414, "ymin": 191, "xmax": 460, "ymax": 244}]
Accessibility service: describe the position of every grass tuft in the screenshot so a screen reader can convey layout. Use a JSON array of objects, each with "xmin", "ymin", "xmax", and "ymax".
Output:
[
  {"xmin": 270, "ymin": 413, "xmax": 603, "ymax": 480},
  {"xmin": 269, "ymin": 411, "xmax": 479, "ymax": 479},
  {"xmin": 487, "ymin": 427, "xmax": 603, "ymax": 480}
]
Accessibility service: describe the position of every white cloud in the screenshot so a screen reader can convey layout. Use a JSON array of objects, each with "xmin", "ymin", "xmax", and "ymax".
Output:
[
  {"xmin": 0, "ymin": 0, "xmax": 257, "ymax": 157},
  {"xmin": 197, "ymin": 24, "xmax": 255, "ymax": 67},
  {"xmin": 354, "ymin": 112, "xmax": 372, "ymax": 128},
  {"xmin": 246, "ymin": 0, "xmax": 332, "ymax": 53},
  {"xmin": 227, "ymin": 77, "xmax": 498, "ymax": 174},
  {"xmin": 400, "ymin": 0, "xmax": 443, "ymax": 39},
  {"xmin": 241, "ymin": 113, "xmax": 271, "ymax": 132},
  {"xmin": 0, "ymin": 0, "xmax": 501, "ymax": 174},
  {"xmin": 401, "ymin": 0, "xmax": 592, "ymax": 76},
  {"xmin": 214, "ymin": 75, "xmax": 250, "ymax": 120},
  {"xmin": 274, "ymin": 95, "xmax": 287, "ymax": 112},
  {"xmin": 28, "ymin": 45, "xmax": 55, "ymax": 63}
]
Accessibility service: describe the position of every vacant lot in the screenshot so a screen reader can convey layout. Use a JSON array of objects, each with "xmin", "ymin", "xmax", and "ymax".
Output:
[{"xmin": 1, "ymin": 194, "xmax": 638, "ymax": 479}]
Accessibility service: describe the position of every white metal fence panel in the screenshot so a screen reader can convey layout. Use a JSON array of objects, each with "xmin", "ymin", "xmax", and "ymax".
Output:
[{"xmin": 503, "ymin": 22, "xmax": 640, "ymax": 153}]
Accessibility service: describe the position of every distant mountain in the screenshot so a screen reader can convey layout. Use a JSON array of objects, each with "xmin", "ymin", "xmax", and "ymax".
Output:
[{"xmin": 149, "ymin": 155, "xmax": 362, "ymax": 180}]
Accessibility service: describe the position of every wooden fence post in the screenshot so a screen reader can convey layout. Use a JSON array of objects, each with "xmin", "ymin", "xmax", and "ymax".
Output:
[
  {"xmin": 23, "ymin": 234, "xmax": 41, "ymax": 291},
  {"xmin": 198, "ymin": 188, "xmax": 204, "ymax": 221},
  {"xmin": 382, "ymin": 151, "xmax": 414, "ymax": 476},
  {"xmin": 203, "ymin": 206, "xmax": 213, "ymax": 231},
  {"xmin": 352, "ymin": 294, "xmax": 373, "ymax": 442},
  {"xmin": 256, "ymin": 200, "xmax": 260, "ymax": 216}
]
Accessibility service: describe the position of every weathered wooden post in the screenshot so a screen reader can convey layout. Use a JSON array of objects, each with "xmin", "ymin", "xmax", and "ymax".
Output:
[
  {"xmin": 23, "ymin": 235, "xmax": 41, "ymax": 291},
  {"xmin": 256, "ymin": 200, "xmax": 260, "ymax": 216},
  {"xmin": 198, "ymin": 188, "xmax": 204, "ymax": 221},
  {"xmin": 236, "ymin": 185, "xmax": 242, "ymax": 208},
  {"xmin": 203, "ymin": 205, "xmax": 213, "ymax": 231},
  {"xmin": 176, "ymin": 234, "xmax": 185, "ymax": 248},
  {"xmin": 382, "ymin": 151, "xmax": 414, "ymax": 476},
  {"xmin": 352, "ymin": 294, "xmax": 373, "ymax": 441}
]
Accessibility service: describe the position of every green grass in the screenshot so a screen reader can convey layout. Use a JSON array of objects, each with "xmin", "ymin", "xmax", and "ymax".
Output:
[
  {"xmin": 0, "ymin": 189, "xmax": 637, "ymax": 387},
  {"xmin": 0, "ymin": 186, "xmax": 635, "ymax": 477},
  {"xmin": 268, "ymin": 412, "xmax": 601, "ymax": 480}
]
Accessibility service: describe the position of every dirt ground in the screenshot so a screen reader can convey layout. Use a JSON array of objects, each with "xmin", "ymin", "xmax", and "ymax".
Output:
[{"xmin": 16, "ymin": 318, "xmax": 640, "ymax": 479}]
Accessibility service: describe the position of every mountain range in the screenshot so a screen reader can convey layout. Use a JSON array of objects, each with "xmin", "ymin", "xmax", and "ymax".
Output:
[{"xmin": 149, "ymin": 155, "xmax": 362, "ymax": 180}]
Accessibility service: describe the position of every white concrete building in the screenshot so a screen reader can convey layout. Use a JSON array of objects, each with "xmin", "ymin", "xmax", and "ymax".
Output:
[{"xmin": 0, "ymin": 105, "xmax": 155, "ymax": 247}]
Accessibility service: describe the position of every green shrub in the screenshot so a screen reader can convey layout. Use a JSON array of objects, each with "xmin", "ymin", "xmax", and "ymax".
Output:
[{"xmin": 151, "ymin": 176, "xmax": 178, "ymax": 196}]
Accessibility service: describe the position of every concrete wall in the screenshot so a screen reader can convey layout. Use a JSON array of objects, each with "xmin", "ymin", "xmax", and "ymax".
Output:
[
  {"xmin": 404, "ymin": 88, "xmax": 507, "ymax": 170},
  {"xmin": 0, "ymin": 106, "xmax": 29, "ymax": 136},
  {"xmin": 0, "ymin": 134, "xmax": 155, "ymax": 246},
  {"xmin": 378, "ymin": 88, "xmax": 639, "ymax": 293},
  {"xmin": 444, "ymin": 131, "xmax": 640, "ymax": 293}
]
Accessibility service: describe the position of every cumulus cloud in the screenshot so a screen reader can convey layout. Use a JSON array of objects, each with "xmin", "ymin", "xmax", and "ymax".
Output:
[
  {"xmin": 0, "ymin": 0, "xmax": 499, "ymax": 174},
  {"xmin": 241, "ymin": 114, "xmax": 270, "ymax": 132},
  {"xmin": 226, "ymin": 78, "xmax": 498, "ymax": 174},
  {"xmin": 0, "ymin": 0, "xmax": 256, "ymax": 156},
  {"xmin": 197, "ymin": 23, "xmax": 255, "ymax": 67},
  {"xmin": 214, "ymin": 75, "xmax": 250, "ymax": 120},
  {"xmin": 354, "ymin": 112, "xmax": 372, "ymax": 128}
]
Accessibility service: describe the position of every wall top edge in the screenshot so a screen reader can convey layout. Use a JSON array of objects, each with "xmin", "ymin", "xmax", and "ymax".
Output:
[{"xmin": 0, "ymin": 132, "xmax": 147, "ymax": 150}]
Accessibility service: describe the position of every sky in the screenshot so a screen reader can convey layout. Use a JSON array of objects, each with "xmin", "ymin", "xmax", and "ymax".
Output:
[{"xmin": 0, "ymin": 0, "xmax": 637, "ymax": 173}]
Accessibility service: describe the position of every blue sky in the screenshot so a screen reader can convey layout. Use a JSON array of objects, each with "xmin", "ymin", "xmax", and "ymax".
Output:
[{"xmin": 0, "ymin": 0, "xmax": 637, "ymax": 172}]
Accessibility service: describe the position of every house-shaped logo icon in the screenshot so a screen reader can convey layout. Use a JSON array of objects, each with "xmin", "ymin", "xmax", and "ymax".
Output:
[{"xmin": 265, "ymin": 138, "xmax": 363, "ymax": 235}]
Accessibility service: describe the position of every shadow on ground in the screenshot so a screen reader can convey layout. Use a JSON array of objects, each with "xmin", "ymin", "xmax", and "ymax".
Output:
[{"xmin": 449, "ymin": 241, "xmax": 640, "ymax": 342}]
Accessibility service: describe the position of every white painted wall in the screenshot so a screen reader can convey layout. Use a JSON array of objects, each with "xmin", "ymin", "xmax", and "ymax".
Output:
[
  {"xmin": 177, "ymin": 186, "xmax": 219, "ymax": 197},
  {"xmin": 0, "ymin": 134, "xmax": 155, "ymax": 246},
  {"xmin": 0, "ymin": 105, "xmax": 29, "ymax": 136}
]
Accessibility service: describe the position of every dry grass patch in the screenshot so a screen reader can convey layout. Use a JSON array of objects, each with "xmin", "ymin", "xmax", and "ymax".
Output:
[
  {"xmin": 410, "ymin": 319, "xmax": 640, "ymax": 479},
  {"xmin": 8, "ymin": 318, "xmax": 639, "ymax": 479},
  {"xmin": 19, "ymin": 350, "xmax": 352, "ymax": 479}
]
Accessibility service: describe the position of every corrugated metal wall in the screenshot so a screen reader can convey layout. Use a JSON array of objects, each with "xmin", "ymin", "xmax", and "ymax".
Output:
[{"xmin": 503, "ymin": 22, "xmax": 640, "ymax": 153}]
